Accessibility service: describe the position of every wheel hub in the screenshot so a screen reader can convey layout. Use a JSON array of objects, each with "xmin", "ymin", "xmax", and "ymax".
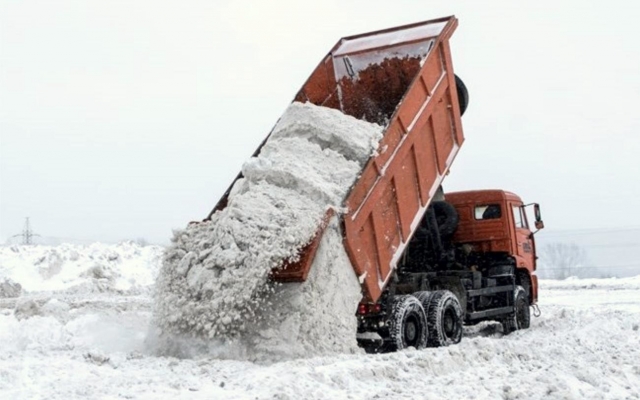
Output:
[
  {"xmin": 443, "ymin": 308, "xmax": 456, "ymax": 337},
  {"xmin": 405, "ymin": 316, "xmax": 418, "ymax": 344}
]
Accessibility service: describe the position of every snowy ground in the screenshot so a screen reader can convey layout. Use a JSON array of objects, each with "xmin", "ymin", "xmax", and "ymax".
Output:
[{"xmin": 1, "ymin": 245, "xmax": 639, "ymax": 399}]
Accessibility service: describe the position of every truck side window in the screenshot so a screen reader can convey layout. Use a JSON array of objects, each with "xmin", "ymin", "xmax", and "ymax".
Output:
[
  {"xmin": 512, "ymin": 205, "xmax": 527, "ymax": 229},
  {"xmin": 475, "ymin": 204, "xmax": 501, "ymax": 220}
]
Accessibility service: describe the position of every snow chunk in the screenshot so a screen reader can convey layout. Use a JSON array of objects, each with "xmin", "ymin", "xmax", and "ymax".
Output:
[
  {"xmin": 0, "ymin": 277, "xmax": 22, "ymax": 298},
  {"xmin": 269, "ymin": 102, "xmax": 383, "ymax": 164},
  {"xmin": 14, "ymin": 298, "xmax": 41, "ymax": 320}
]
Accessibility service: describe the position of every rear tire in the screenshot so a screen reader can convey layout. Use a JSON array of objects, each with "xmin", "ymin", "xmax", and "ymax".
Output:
[
  {"xmin": 388, "ymin": 295, "xmax": 428, "ymax": 351},
  {"xmin": 426, "ymin": 290, "xmax": 463, "ymax": 347},
  {"xmin": 413, "ymin": 291, "xmax": 434, "ymax": 314}
]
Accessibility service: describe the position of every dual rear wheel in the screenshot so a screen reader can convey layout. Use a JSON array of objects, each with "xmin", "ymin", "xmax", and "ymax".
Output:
[
  {"xmin": 388, "ymin": 290, "xmax": 463, "ymax": 351},
  {"xmin": 387, "ymin": 285, "xmax": 529, "ymax": 351}
]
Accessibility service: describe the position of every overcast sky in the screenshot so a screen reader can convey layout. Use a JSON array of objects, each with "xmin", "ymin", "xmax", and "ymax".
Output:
[{"xmin": 1, "ymin": 0, "xmax": 639, "ymax": 245}]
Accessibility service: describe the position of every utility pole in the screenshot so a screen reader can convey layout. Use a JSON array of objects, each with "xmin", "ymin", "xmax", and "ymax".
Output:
[{"xmin": 12, "ymin": 217, "xmax": 40, "ymax": 245}]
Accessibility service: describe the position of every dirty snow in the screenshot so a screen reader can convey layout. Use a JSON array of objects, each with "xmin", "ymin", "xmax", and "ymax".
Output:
[
  {"xmin": 152, "ymin": 101, "xmax": 382, "ymax": 358},
  {"xmin": 1, "ymin": 244, "xmax": 639, "ymax": 399}
]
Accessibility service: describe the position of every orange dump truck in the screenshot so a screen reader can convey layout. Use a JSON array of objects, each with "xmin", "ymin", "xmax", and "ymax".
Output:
[{"xmin": 209, "ymin": 16, "xmax": 544, "ymax": 352}]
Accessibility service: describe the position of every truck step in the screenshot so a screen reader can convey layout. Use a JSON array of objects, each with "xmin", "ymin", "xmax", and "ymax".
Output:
[
  {"xmin": 466, "ymin": 306, "xmax": 513, "ymax": 321},
  {"xmin": 467, "ymin": 284, "xmax": 515, "ymax": 297}
]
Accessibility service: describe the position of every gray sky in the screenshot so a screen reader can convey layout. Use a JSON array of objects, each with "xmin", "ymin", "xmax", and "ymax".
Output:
[{"xmin": 2, "ymin": 0, "xmax": 640, "ymax": 245}]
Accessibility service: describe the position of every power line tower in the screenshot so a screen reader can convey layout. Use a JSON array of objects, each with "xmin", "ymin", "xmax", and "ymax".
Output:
[{"xmin": 12, "ymin": 217, "xmax": 40, "ymax": 245}]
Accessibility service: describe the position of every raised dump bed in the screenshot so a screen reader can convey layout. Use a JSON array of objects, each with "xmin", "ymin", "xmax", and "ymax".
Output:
[{"xmin": 208, "ymin": 16, "xmax": 465, "ymax": 304}]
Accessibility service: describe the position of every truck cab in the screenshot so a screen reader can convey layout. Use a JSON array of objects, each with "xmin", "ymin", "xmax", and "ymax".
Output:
[
  {"xmin": 446, "ymin": 190, "xmax": 541, "ymax": 304},
  {"xmin": 357, "ymin": 188, "xmax": 544, "ymax": 353}
]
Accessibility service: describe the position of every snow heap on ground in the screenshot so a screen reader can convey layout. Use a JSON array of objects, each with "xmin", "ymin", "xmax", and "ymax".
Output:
[
  {"xmin": 152, "ymin": 102, "xmax": 383, "ymax": 360},
  {"xmin": 0, "ymin": 242, "xmax": 163, "ymax": 295}
]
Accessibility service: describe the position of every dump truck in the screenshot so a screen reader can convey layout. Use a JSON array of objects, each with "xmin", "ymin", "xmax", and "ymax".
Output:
[{"xmin": 208, "ymin": 16, "xmax": 544, "ymax": 353}]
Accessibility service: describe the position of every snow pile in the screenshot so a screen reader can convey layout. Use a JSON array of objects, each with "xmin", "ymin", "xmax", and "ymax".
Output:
[
  {"xmin": 221, "ymin": 217, "xmax": 362, "ymax": 361},
  {"xmin": 0, "ymin": 242, "xmax": 163, "ymax": 294},
  {"xmin": 1, "ymin": 298, "xmax": 150, "ymax": 356},
  {"xmin": 152, "ymin": 102, "xmax": 382, "ymax": 359},
  {"xmin": 13, "ymin": 299, "xmax": 42, "ymax": 320}
]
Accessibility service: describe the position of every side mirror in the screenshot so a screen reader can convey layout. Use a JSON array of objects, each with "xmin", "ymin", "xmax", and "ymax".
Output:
[{"xmin": 533, "ymin": 203, "xmax": 544, "ymax": 231}]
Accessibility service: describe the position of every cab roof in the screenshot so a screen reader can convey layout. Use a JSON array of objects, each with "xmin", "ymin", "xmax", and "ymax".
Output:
[{"xmin": 445, "ymin": 190, "xmax": 523, "ymax": 205}]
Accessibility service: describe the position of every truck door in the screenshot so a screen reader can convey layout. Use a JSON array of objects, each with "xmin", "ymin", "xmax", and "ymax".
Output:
[{"xmin": 510, "ymin": 204, "xmax": 535, "ymax": 271}]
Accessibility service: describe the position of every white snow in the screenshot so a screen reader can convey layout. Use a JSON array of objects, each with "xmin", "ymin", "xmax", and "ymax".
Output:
[
  {"xmin": 152, "ymin": 101, "xmax": 382, "ymax": 358},
  {"xmin": 219, "ymin": 217, "xmax": 363, "ymax": 361},
  {"xmin": 0, "ymin": 242, "xmax": 162, "ymax": 294},
  {"xmin": 1, "ymin": 245, "xmax": 638, "ymax": 399}
]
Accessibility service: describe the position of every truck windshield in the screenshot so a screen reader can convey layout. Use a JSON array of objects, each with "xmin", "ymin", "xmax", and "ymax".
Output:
[{"xmin": 475, "ymin": 204, "xmax": 501, "ymax": 220}]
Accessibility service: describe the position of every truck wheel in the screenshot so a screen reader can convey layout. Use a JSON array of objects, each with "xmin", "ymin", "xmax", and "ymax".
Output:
[
  {"xmin": 426, "ymin": 290, "xmax": 463, "ymax": 347},
  {"xmin": 514, "ymin": 286, "xmax": 530, "ymax": 329},
  {"xmin": 502, "ymin": 286, "xmax": 530, "ymax": 333},
  {"xmin": 455, "ymin": 75, "xmax": 469, "ymax": 116},
  {"xmin": 516, "ymin": 270, "xmax": 532, "ymax": 305},
  {"xmin": 413, "ymin": 290, "xmax": 434, "ymax": 317},
  {"xmin": 388, "ymin": 295, "xmax": 428, "ymax": 351}
]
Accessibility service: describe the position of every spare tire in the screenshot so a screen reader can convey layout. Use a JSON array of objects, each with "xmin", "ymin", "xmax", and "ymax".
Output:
[
  {"xmin": 455, "ymin": 75, "xmax": 469, "ymax": 116},
  {"xmin": 430, "ymin": 201, "xmax": 459, "ymax": 237}
]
